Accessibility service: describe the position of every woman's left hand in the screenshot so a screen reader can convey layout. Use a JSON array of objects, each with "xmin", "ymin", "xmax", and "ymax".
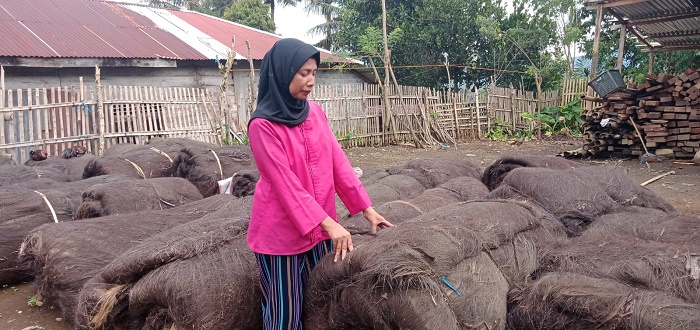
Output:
[{"xmin": 363, "ymin": 206, "xmax": 394, "ymax": 234}]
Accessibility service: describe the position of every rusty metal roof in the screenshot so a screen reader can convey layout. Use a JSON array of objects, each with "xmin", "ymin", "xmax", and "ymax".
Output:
[
  {"xmin": 0, "ymin": 0, "xmax": 333, "ymax": 61},
  {"xmin": 588, "ymin": 0, "xmax": 700, "ymax": 52}
]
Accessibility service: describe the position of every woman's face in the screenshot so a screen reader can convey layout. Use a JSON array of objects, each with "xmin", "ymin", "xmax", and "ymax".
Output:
[{"xmin": 289, "ymin": 58, "xmax": 317, "ymax": 100}]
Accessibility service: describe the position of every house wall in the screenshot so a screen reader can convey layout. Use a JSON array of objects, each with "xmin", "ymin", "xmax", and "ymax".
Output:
[{"xmin": 2, "ymin": 62, "xmax": 367, "ymax": 100}]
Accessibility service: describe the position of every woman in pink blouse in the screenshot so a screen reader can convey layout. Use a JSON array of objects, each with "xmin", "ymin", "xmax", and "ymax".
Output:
[{"xmin": 247, "ymin": 38, "xmax": 393, "ymax": 330}]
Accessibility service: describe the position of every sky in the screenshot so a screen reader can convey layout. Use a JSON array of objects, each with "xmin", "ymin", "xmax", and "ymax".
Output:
[{"xmin": 274, "ymin": 5, "xmax": 325, "ymax": 45}]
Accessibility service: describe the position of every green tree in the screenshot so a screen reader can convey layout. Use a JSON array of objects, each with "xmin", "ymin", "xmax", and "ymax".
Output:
[
  {"xmin": 223, "ymin": 0, "xmax": 276, "ymax": 33},
  {"xmin": 304, "ymin": 0, "xmax": 340, "ymax": 51},
  {"xmin": 335, "ymin": 0, "xmax": 507, "ymax": 90}
]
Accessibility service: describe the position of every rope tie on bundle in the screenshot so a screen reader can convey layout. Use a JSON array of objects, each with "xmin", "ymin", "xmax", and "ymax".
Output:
[
  {"xmin": 122, "ymin": 158, "xmax": 146, "ymax": 179},
  {"xmin": 390, "ymin": 200, "xmax": 424, "ymax": 214},
  {"xmin": 33, "ymin": 190, "xmax": 58, "ymax": 223},
  {"xmin": 209, "ymin": 149, "xmax": 224, "ymax": 180},
  {"xmin": 149, "ymin": 147, "xmax": 173, "ymax": 163}
]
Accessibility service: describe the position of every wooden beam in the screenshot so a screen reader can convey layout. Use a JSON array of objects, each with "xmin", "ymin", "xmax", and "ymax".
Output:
[
  {"xmin": 648, "ymin": 51, "xmax": 654, "ymax": 74},
  {"xmin": 648, "ymin": 30, "xmax": 700, "ymax": 38},
  {"xmin": 628, "ymin": 26, "xmax": 655, "ymax": 48},
  {"xmin": 609, "ymin": 11, "xmax": 655, "ymax": 49},
  {"xmin": 590, "ymin": 4, "xmax": 603, "ymax": 81},
  {"xmin": 586, "ymin": 0, "xmax": 653, "ymax": 10},
  {"xmin": 641, "ymin": 45, "xmax": 700, "ymax": 52},
  {"xmin": 617, "ymin": 24, "xmax": 626, "ymax": 70},
  {"xmin": 624, "ymin": 11, "xmax": 700, "ymax": 27}
]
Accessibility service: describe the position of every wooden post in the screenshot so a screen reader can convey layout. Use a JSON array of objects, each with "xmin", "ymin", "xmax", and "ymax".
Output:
[
  {"xmin": 616, "ymin": 24, "xmax": 626, "ymax": 70},
  {"xmin": 95, "ymin": 66, "xmax": 105, "ymax": 155},
  {"xmin": 535, "ymin": 71, "xmax": 542, "ymax": 140},
  {"xmin": 246, "ymin": 40, "xmax": 256, "ymax": 122},
  {"xmin": 590, "ymin": 4, "xmax": 603, "ymax": 81},
  {"xmin": 381, "ymin": 0, "xmax": 392, "ymax": 146},
  {"xmin": 510, "ymin": 87, "xmax": 516, "ymax": 132},
  {"xmin": 79, "ymin": 76, "xmax": 86, "ymax": 140},
  {"xmin": 475, "ymin": 85, "xmax": 481, "ymax": 139},
  {"xmin": 648, "ymin": 51, "xmax": 655, "ymax": 74},
  {"xmin": 452, "ymin": 92, "xmax": 458, "ymax": 141},
  {"xmin": 1, "ymin": 65, "xmax": 4, "ymax": 90}
]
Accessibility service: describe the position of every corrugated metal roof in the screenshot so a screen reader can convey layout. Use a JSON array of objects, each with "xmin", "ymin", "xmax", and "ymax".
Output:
[
  {"xmin": 0, "ymin": 0, "xmax": 334, "ymax": 61},
  {"xmin": 590, "ymin": 0, "xmax": 700, "ymax": 51},
  {"xmin": 169, "ymin": 10, "xmax": 281, "ymax": 60}
]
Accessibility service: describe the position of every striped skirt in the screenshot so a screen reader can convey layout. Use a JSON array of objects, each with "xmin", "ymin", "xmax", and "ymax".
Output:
[{"xmin": 255, "ymin": 240, "xmax": 333, "ymax": 330}]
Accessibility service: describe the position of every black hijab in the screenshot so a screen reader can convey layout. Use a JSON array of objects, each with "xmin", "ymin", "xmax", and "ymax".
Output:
[{"xmin": 250, "ymin": 38, "xmax": 321, "ymax": 127}]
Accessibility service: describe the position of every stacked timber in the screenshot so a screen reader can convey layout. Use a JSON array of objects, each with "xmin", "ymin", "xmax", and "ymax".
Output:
[{"xmin": 580, "ymin": 68, "xmax": 700, "ymax": 158}]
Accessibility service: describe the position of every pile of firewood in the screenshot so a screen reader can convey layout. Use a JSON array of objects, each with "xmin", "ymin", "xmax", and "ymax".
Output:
[{"xmin": 578, "ymin": 68, "xmax": 700, "ymax": 159}]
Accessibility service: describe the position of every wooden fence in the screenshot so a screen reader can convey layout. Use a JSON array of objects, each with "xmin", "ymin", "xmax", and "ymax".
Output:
[{"xmin": 2, "ymin": 77, "xmax": 587, "ymax": 163}]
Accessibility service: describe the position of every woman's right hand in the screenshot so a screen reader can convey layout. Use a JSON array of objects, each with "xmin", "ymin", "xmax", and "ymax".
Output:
[{"xmin": 320, "ymin": 218, "xmax": 353, "ymax": 262}]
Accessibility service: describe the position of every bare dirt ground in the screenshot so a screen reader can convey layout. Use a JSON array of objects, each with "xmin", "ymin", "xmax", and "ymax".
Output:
[{"xmin": 2, "ymin": 138, "xmax": 699, "ymax": 330}]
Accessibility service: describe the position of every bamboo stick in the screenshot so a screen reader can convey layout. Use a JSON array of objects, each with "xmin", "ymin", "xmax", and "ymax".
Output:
[{"xmin": 640, "ymin": 171, "xmax": 675, "ymax": 186}]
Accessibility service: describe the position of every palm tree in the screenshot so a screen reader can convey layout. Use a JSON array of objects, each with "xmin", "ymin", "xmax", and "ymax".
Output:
[
  {"xmin": 304, "ymin": 0, "xmax": 338, "ymax": 51},
  {"xmin": 265, "ymin": 0, "xmax": 301, "ymax": 22}
]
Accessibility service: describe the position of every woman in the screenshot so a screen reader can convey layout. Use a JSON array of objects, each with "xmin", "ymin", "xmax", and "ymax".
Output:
[{"xmin": 247, "ymin": 38, "xmax": 393, "ymax": 330}]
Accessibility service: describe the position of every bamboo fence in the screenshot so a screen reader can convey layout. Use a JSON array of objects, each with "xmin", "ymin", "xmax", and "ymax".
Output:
[
  {"xmin": 1, "ymin": 81, "xmax": 219, "ymax": 164},
  {"xmin": 1, "ymin": 76, "xmax": 587, "ymax": 163}
]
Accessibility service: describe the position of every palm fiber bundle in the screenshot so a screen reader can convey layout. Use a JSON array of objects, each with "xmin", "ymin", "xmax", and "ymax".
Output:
[
  {"xmin": 387, "ymin": 158, "xmax": 482, "ymax": 188},
  {"xmin": 507, "ymin": 273, "xmax": 700, "ymax": 330},
  {"xmin": 487, "ymin": 166, "xmax": 674, "ymax": 236},
  {"xmin": 572, "ymin": 165, "xmax": 675, "ymax": 213},
  {"xmin": 362, "ymin": 174, "xmax": 426, "ymax": 206},
  {"xmin": 172, "ymin": 145, "xmax": 257, "ymax": 197},
  {"xmin": 83, "ymin": 143, "xmax": 178, "ymax": 179},
  {"xmin": 74, "ymin": 177, "xmax": 204, "ymax": 219},
  {"xmin": 145, "ymin": 137, "xmax": 218, "ymax": 154},
  {"xmin": 343, "ymin": 176, "xmax": 489, "ymax": 236},
  {"xmin": 305, "ymin": 200, "xmax": 566, "ymax": 330},
  {"xmin": 0, "ymin": 175, "xmax": 134, "ymax": 285},
  {"xmin": 74, "ymin": 197, "xmax": 258, "ymax": 330},
  {"xmin": 481, "ymin": 155, "xmax": 577, "ymax": 191},
  {"xmin": 25, "ymin": 154, "xmax": 96, "ymax": 182},
  {"xmin": 18, "ymin": 194, "xmax": 250, "ymax": 322},
  {"xmin": 538, "ymin": 208, "xmax": 700, "ymax": 305},
  {"xmin": 0, "ymin": 164, "xmax": 69, "ymax": 188}
]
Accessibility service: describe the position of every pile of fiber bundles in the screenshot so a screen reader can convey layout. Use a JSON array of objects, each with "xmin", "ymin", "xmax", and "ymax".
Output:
[
  {"xmin": 487, "ymin": 166, "xmax": 674, "ymax": 236},
  {"xmin": 74, "ymin": 197, "xmax": 258, "ymax": 329},
  {"xmin": 0, "ymin": 175, "xmax": 133, "ymax": 285},
  {"xmin": 18, "ymin": 194, "xmax": 251, "ymax": 321},
  {"xmin": 305, "ymin": 200, "xmax": 565, "ymax": 330},
  {"xmin": 508, "ymin": 208, "xmax": 700, "ymax": 329}
]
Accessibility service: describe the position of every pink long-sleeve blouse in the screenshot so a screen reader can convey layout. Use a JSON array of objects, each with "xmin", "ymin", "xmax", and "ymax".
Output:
[{"xmin": 247, "ymin": 101, "xmax": 372, "ymax": 255}]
